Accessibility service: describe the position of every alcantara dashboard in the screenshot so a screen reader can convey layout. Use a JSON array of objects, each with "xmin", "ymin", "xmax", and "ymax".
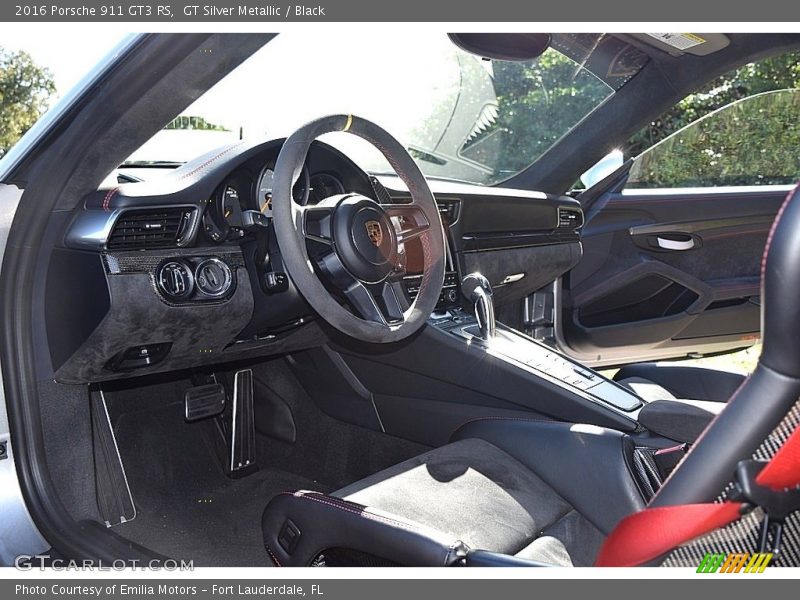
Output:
[{"xmin": 44, "ymin": 138, "xmax": 583, "ymax": 384}]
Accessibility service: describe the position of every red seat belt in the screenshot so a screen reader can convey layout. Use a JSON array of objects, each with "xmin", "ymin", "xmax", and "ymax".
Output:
[{"xmin": 596, "ymin": 426, "xmax": 800, "ymax": 567}]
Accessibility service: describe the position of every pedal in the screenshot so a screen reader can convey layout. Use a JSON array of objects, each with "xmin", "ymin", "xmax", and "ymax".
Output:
[
  {"xmin": 229, "ymin": 369, "xmax": 257, "ymax": 477},
  {"xmin": 184, "ymin": 383, "xmax": 226, "ymax": 422}
]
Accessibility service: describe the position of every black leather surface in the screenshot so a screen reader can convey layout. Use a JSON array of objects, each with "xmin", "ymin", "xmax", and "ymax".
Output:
[
  {"xmin": 637, "ymin": 399, "xmax": 715, "ymax": 444},
  {"xmin": 761, "ymin": 186, "xmax": 800, "ymax": 378},
  {"xmin": 652, "ymin": 185, "xmax": 800, "ymax": 508},
  {"xmin": 614, "ymin": 363, "xmax": 746, "ymax": 402},
  {"xmin": 261, "ymin": 491, "xmax": 467, "ymax": 567}
]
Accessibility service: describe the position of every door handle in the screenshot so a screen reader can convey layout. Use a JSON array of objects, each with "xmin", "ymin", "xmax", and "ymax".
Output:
[{"xmin": 656, "ymin": 236, "xmax": 695, "ymax": 251}]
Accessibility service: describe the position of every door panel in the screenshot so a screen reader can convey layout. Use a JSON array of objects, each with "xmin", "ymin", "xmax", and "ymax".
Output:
[{"xmin": 557, "ymin": 186, "xmax": 789, "ymax": 366}]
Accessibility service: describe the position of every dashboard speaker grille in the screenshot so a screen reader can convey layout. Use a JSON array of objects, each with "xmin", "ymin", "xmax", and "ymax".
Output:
[{"xmin": 107, "ymin": 207, "xmax": 195, "ymax": 250}]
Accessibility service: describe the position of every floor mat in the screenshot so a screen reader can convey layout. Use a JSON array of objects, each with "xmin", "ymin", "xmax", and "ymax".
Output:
[
  {"xmin": 104, "ymin": 357, "xmax": 429, "ymax": 566},
  {"xmin": 252, "ymin": 357, "xmax": 431, "ymax": 489},
  {"xmin": 111, "ymin": 400, "xmax": 332, "ymax": 567}
]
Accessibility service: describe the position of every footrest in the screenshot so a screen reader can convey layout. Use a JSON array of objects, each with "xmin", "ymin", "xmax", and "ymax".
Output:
[{"xmin": 230, "ymin": 369, "xmax": 257, "ymax": 477}]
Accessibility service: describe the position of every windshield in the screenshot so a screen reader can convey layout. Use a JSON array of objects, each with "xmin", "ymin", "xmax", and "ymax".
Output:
[{"xmin": 127, "ymin": 33, "xmax": 646, "ymax": 185}]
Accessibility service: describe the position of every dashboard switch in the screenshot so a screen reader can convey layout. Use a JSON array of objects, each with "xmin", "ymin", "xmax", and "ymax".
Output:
[
  {"xmin": 107, "ymin": 342, "xmax": 172, "ymax": 371},
  {"xmin": 264, "ymin": 272, "xmax": 289, "ymax": 292},
  {"xmin": 241, "ymin": 209, "xmax": 270, "ymax": 230}
]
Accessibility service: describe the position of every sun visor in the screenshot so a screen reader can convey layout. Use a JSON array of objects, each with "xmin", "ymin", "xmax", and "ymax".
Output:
[{"xmin": 631, "ymin": 33, "xmax": 732, "ymax": 56}]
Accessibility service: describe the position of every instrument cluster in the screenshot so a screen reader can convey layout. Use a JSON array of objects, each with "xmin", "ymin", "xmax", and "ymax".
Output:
[{"xmin": 201, "ymin": 158, "xmax": 347, "ymax": 243}]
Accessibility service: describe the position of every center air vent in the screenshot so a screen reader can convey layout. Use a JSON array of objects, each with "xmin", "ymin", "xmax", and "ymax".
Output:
[
  {"xmin": 557, "ymin": 207, "xmax": 584, "ymax": 230},
  {"xmin": 107, "ymin": 207, "xmax": 196, "ymax": 250}
]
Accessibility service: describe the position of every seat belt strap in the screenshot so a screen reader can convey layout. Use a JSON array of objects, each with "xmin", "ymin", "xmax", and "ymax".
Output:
[{"xmin": 596, "ymin": 426, "xmax": 800, "ymax": 567}]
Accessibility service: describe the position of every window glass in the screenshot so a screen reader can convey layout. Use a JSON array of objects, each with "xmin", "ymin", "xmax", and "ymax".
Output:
[
  {"xmin": 627, "ymin": 89, "xmax": 800, "ymax": 189},
  {"xmin": 126, "ymin": 32, "xmax": 645, "ymax": 185}
]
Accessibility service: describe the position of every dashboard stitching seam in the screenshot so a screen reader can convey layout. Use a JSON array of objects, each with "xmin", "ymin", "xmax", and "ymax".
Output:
[
  {"xmin": 179, "ymin": 142, "xmax": 245, "ymax": 181},
  {"xmin": 102, "ymin": 187, "xmax": 118, "ymax": 211}
]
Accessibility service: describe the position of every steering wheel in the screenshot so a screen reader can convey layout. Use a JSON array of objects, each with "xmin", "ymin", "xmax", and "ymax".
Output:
[{"xmin": 271, "ymin": 115, "xmax": 446, "ymax": 343}]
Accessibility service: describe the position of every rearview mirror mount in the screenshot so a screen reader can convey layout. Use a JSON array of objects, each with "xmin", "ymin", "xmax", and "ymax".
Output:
[{"xmin": 448, "ymin": 33, "xmax": 551, "ymax": 62}]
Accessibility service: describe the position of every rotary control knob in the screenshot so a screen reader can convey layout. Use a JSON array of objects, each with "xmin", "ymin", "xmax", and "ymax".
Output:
[
  {"xmin": 445, "ymin": 288, "xmax": 458, "ymax": 304},
  {"xmin": 156, "ymin": 260, "xmax": 194, "ymax": 301},
  {"xmin": 195, "ymin": 258, "xmax": 233, "ymax": 298}
]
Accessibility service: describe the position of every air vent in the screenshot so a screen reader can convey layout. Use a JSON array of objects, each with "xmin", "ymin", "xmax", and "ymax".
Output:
[
  {"xmin": 437, "ymin": 199, "xmax": 461, "ymax": 225},
  {"xmin": 557, "ymin": 207, "xmax": 584, "ymax": 230},
  {"xmin": 107, "ymin": 207, "xmax": 195, "ymax": 250}
]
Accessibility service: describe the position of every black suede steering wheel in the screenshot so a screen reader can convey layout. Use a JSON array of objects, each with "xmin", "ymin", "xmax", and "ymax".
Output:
[{"xmin": 271, "ymin": 115, "xmax": 446, "ymax": 343}]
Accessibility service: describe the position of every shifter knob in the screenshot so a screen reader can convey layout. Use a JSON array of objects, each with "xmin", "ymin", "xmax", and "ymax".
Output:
[{"xmin": 461, "ymin": 272, "xmax": 496, "ymax": 340}]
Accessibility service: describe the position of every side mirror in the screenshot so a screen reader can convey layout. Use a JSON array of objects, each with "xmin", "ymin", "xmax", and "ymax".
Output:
[{"xmin": 580, "ymin": 150, "xmax": 624, "ymax": 189}]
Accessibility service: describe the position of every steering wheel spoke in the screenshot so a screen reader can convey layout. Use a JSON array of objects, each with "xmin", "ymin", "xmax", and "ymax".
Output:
[
  {"xmin": 344, "ymin": 279, "xmax": 408, "ymax": 326},
  {"xmin": 301, "ymin": 205, "xmax": 334, "ymax": 245},
  {"xmin": 385, "ymin": 204, "xmax": 431, "ymax": 244}
]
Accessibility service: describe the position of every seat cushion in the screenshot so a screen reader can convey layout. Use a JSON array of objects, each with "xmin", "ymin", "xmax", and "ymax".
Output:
[
  {"xmin": 617, "ymin": 376, "xmax": 679, "ymax": 402},
  {"xmin": 615, "ymin": 363, "xmax": 746, "ymax": 402},
  {"xmin": 334, "ymin": 438, "xmax": 604, "ymax": 566},
  {"xmin": 263, "ymin": 420, "xmax": 643, "ymax": 567}
]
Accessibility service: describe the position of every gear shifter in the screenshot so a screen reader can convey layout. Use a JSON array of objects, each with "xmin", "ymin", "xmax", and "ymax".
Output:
[{"xmin": 461, "ymin": 273, "xmax": 496, "ymax": 341}]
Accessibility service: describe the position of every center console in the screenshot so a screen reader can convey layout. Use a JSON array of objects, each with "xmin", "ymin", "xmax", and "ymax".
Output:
[
  {"xmin": 403, "ymin": 199, "xmax": 462, "ymax": 311},
  {"xmin": 432, "ymin": 310, "xmax": 644, "ymax": 414}
]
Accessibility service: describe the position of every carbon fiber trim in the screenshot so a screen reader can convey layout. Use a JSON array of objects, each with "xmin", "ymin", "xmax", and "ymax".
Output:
[
  {"xmin": 662, "ymin": 399, "xmax": 800, "ymax": 567},
  {"xmin": 632, "ymin": 447, "xmax": 663, "ymax": 502},
  {"xmin": 103, "ymin": 248, "xmax": 245, "ymax": 275}
]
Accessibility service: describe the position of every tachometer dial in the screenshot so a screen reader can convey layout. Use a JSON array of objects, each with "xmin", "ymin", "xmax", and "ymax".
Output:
[
  {"xmin": 256, "ymin": 163, "xmax": 310, "ymax": 215},
  {"xmin": 309, "ymin": 173, "xmax": 346, "ymax": 204}
]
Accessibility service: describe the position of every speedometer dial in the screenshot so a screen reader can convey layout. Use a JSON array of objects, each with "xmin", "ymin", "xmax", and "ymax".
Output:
[{"xmin": 257, "ymin": 164, "xmax": 310, "ymax": 215}]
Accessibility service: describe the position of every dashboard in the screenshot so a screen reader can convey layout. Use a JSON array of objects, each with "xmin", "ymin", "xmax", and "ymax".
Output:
[{"xmin": 46, "ymin": 138, "xmax": 583, "ymax": 384}]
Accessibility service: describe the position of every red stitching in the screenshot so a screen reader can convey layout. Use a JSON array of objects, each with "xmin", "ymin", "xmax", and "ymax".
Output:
[
  {"xmin": 178, "ymin": 142, "xmax": 244, "ymax": 180},
  {"xmin": 760, "ymin": 184, "xmax": 798, "ymax": 281},
  {"xmin": 450, "ymin": 415, "xmax": 554, "ymax": 441},
  {"xmin": 102, "ymin": 187, "xmax": 118, "ymax": 211},
  {"xmin": 265, "ymin": 545, "xmax": 282, "ymax": 567},
  {"xmin": 282, "ymin": 491, "xmax": 417, "ymax": 532}
]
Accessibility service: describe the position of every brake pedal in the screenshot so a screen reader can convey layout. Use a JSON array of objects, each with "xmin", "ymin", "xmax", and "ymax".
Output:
[{"xmin": 184, "ymin": 383, "xmax": 226, "ymax": 422}]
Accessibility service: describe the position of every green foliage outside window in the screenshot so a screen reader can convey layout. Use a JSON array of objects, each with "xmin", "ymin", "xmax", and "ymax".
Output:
[
  {"xmin": 625, "ymin": 52, "xmax": 800, "ymax": 189},
  {"xmin": 0, "ymin": 48, "xmax": 55, "ymax": 158},
  {"xmin": 628, "ymin": 89, "xmax": 800, "ymax": 188}
]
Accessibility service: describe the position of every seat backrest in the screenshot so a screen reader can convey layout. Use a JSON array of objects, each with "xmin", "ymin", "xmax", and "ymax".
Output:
[
  {"xmin": 651, "ymin": 186, "xmax": 800, "ymax": 509},
  {"xmin": 643, "ymin": 185, "xmax": 800, "ymax": 564}
]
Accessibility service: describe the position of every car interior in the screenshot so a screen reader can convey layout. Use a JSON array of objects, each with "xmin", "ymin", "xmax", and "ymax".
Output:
[{"xmin": 3, "ymin": 31, "xmax": 800, "ymax": 568}]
